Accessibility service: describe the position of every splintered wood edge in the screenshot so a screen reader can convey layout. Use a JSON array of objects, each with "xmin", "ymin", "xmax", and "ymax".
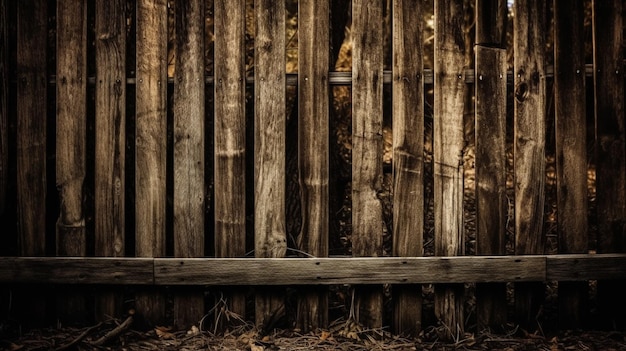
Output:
[{"xmin": 1, "ymin": 254, "xmax": 625, "ymax": 285}]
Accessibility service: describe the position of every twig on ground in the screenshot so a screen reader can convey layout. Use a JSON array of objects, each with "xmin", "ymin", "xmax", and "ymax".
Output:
[
  {"xmin": 91, "ymin": 312, "xmax": 134, "ymax": 346},
  {"xmin": 55, "ymin": 322, "xmax": 104, "ymax": 351}
]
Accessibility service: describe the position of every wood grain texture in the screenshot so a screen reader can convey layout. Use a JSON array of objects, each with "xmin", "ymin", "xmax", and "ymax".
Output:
[
  {"xmin": 297, "ymin": 0, "xmax": 330, "ymax": 332},
  {"xmin": 554, "ymin": 0, "xmax": 588, "ymax": 329},
  {"xmin": 254, "ymin": 0, "xmax": 286, "ymax": 330},
  {"xmin": 352, "ymin": 0, "xmax": 384, "ymax": 329},
  {"xmin": 592, "ymin": 0, "xmax": 626, "ymax": 329},
  {"xmin": 434, "ymin": 0, "xmax": 466, "ymax": 339},
  {"xmin": 0, "ymin": 0, "xmax": 6, "ymax": 216},
  {"xmin": 391, "ymin": 0, "xmax": 424, "ymax": 336},
  {"xmin": 135, "ymin": 0, "xmax": 168, "ymax": 328},
  {"xmin": 214, "ymin": 0, "xmax": 247, "ymax": 320},
  {"xmin": 16, "ymin": 0, "xmax": 47, "ymax": 257},
  {"xmin": 513, "ymin": 0, "xmax": 546, "ymax": 330}
]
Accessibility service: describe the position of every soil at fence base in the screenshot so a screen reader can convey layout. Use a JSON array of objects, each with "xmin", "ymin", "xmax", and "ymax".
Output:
[{"xmin": 1, "ymin": 323, "xmax": 625, "ymax": 351}]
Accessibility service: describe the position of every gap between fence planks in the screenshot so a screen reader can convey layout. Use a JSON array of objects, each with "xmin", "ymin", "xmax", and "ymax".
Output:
[{"xmin": 2, "ymin": 255, "xmax": 626, "ymax": 285}]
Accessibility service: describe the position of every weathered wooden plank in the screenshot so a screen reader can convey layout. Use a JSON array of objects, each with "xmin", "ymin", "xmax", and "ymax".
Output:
[
  {"xmin": 352, "ymin": 0, "xmax": 384, "ymax": 329},
  {"xmin": 0, "ymin": 258, "xmax": 154, "ymax": 284},
  {"xmin": 94, "ymin": 0, "xmax": 126, "ymax": 322},
  {"xmin": 297, "ymin": 0, "xmax": 330, "ymax": 332},
  {"xmin": 136, "ymin": 0, "xmax": 168, "ymax": 328},
  {"xmin": 214, "ymin": 0, "xmax": 247, "ymax": 320},
  {"xmin": 475, "ymin": 0, "xmax": 508, "ymax": 331},
  {"xmin": 172, "ymin": 0, "xmax": 205, "ymax": 329},
  {"xmin": 592, "ymin": 0, "xmax": 626, "ymax": 330},
  {"xmin": 513, "ymin": 0, "xmax": 546, "ymax": 330},
  {"xmin": 0, "ymin": 0, "xmax": 7, "ymax": 216},
  {"xmin": 547, "ymin": 254, "xmax": 626, "ymax": 281},
  {"xmin": 16, "ymin": 0, "xmax": 47, "ymax": 258},
  {"xmin": 554, "ymin": 0, "xmax": 588, "ymax": 329},
  {"xmin": 254, "ymin": 0, "xmax": 286, "ymax": 331},
  {"xmin": 434, "ymin": 0, "xmax": 466, "ymax": 339},
  {"xmin": 391, "ymin": 0, "xmax": 424, "ymax": 337}
]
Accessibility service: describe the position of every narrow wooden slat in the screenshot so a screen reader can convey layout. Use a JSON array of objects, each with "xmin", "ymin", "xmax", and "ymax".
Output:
[
  {"xmin": 214, "ymin": 0, "xmax": 247, "ymax": 319},
  {"xmin": 95, "ymin": 0, "xmax": 127, "ymax": 321},
  {"xmin": 172, "ymin": 0, "xmax": 205, "ymax": 329},
  {"xmin": 475, "ymin": 0, "xmax": 508, "ymax": 331},
  {"xmin": 297, "ymin": 0, "xmax": 330, "ymax": 332},
  {"xmin": 434, "ymin": 0, "xmax": 466, "ymax": 339},
  {"xmin": 592, "ymin": 0, "xmax": 626, "ymax": 329},
  {"xmin": 391, "ymin": 0, "xmax": 424, "ymax": 337},
  {"xmin": 135, "ymin": 0, "xmax": 168, "ymax": 328},
  {"xmin": 254, "ymin": 0, "xmax": 287, "ymax": 331},
  {"xmin": 352, "ymin": 0, "xmax": 384, "ymax": 329},
  {"xmin": 554, "ymin": 0, "xmax": 588, "ymax": 329},
  {"xmin": 513, "ymin": 0, "xmax": 546, "ymax": 330},
  {"xmin": 0, "ymin": 0, "xmax": 7, "ymax": 216}
]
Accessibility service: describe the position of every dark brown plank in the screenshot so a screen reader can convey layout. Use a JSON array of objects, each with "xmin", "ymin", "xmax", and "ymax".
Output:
[
  {"xmin": 172, "ymin": 0, "xmax": 205, "ymax": 329},
  {"xmin": 592, "ymin": 0, "xmax": 626, "ymax": 329},
  {"xmin": 94, "ymin": 0, "xmax": 127, "ymax": 322},
  {"xmin": 0, "ymin": 0, "xmax": 7, "ymax": 216},
  {"xmin": 554, "ymin": 0, "xmax": 588, "ymax": 329},
  {"xmin": 547, "ymin": 254, "xmax": 626, "ymax": 281},
  {"xmin": 513, "ymin": 0, "xmax": 547, "ymax": 330},
  {"xmin": 391, "ymin": 0, "xmax": 424, "ymax": 337},
  {"xmin": 214, "ymin": 0, "xmax": 247, "ymax": 319},
  {"xmin": 297, "ymin": 0, "xmax": 330, "ymax": 332},
  {"xmin": 135, "ymin": 0, "xmax": 168, "ymax": 328},
  {"xmin": 434, "ymin": 0, "xmax": 467, "ymax": 339},
  {"xmin": 475, "ymin": 0, "xmax": 508, "ymax": 331},
  {"xmin": 254, "ymin": 0, "xmax": 286, "ymax": 331},
  {"xmin": 352, "ymin": 0, "xmax": 384, "ymax": 330}
]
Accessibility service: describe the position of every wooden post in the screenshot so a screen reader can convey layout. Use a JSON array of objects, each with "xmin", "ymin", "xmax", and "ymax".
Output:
[
  {"xmin": 513, "ymin": 0, "xmax": 546, "ymax": 331},
  {"xmin": 0, "ymin": 0, "xmax": 7, "ymax": 216},
  {"xmin": 214, "ymin": 0, "xmax": 247, "ymax": 321},
  {"xmin": 352, "ymin": 0, "xmax": 384, "ymax": 329},
  {"xmin": 172, "ymin": 0, "xmax": 205, "ymax": 330},
  {"xmin": 475, "ymin": 0, "xmax": 508, "ymax": 331},
  {"xmin": 135, "ymin": 0, "xmax": 168, "ymax": 328},
  {"xmin": 297, "ymin": 0, "xmax": 330, "ymax": 332},
  {"xmin": 554, "ymin": 0, "xmax": 588, "ymax": 329},
  {"xmin": 592, "ymin": 0, "xmax": 626, "ymax": 330},
  {"xmin": 434, "ymin": 0, "xmax": 466, "ymax": 339},
  {"xmin": 16, "ymin": 0, "xmax": 47, "ymax": 328},
  {"xmin": 254, "ymin": 0, "xmax": 287, "ymax": 332},
  {"xmin": 56, "ymin": 0, "xmax": 87, "ymax": 325},
  {"xmin": 95, "ymin": 0, "xmax": 126, "ymax": 321},
  {"xmin": 391, "ymin": 0, "xmax": 424, "ymax": 336}
]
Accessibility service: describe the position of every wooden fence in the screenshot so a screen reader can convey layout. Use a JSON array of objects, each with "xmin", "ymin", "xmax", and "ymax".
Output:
[{"xmin": 1, "ymin": 0, "xmax": 625, "ymax": 339}]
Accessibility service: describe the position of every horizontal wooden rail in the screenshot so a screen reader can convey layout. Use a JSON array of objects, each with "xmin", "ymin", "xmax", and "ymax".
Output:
[
  {"xmin": 1, "ymin": 254, "xmax": 625, "ymax": 286},
  {"xmin": 40, "ymin": 64, "xmax": 603, "ymax": 87}
]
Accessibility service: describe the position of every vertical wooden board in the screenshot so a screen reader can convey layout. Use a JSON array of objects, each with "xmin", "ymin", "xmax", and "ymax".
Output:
[
  {"xmin": 513, "ymin": 0, "xmax": 546, "ymax": 330},
  {"xmin": 0, "ymin": 0, "xmax": 7, "ymax": 216},
  {"xmin": 135, "ymin": 0, "xmax": 167, "ymax": 328},
  {"xmin": 352, "ymin": 0, "xmax": 383, "ymax": 329},
  {"xmin": 554, "ymin": 0, "xmax": 588, "ymax": 329},
  {"xmin": 254, "ymin": 0, "xmax": 286, "ymax": 330},
  {"xmin": 16, "ymin": 0, "xmax": 47, "ymax": 258},
  {"xmin": 391, "ymin": 0, "xmax": 423, "ymax": 336},
  {"xmin": 592, "ymin": 0, "xmax": 626, "ymax": 329},
  {"xmin": 474, "ymin": 0, "xmax": 508, "ymax": 330},
  {"xmin": 173, "ymin": 0, "xmax": 205, "ymax": 329},
  {"xmin": 15, "ymin": 0, "xmax": 47, "ymax": 328},
  {"xmin": 433, "ymin": 0, "xmax": 466, "ymax": 339},
  {"xmin": 94, "ymin": 0, "xmax": 127, "ymax": 321},
  {"xmin": 297, "ymin": 0, "xmax": 330, "ymax": 332},
  {"xmin": 214, "ymin": 0, "xmax": 247, "ymax": 319}
]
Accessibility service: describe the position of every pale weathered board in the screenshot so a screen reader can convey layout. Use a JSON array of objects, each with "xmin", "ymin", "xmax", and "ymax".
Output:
[
  {"xmin": 254, "ymin": 0, "xmax": 286, "ymax": 329},
  {"xmin": 94, "ymin": 0, "xmax": 126, "ymax": 322},
  {"xmin": 136, "ymin": 0, "xmax": 168, "ymax": 328},
  {"xmin": 214, "ymin": 0, "xmax": 247, "ymax": 319},
  {"xmin": 172, "ymin": 0, "xmax": 205, "ymax": 330},
  {"xmin": 352, "ymin": 0, "xmax": 384, "ymax": 329},
  {"xmin": 513, "ymin": 0, "xmax": 546, "ymax": 330},
  {"xmin": 391, "ymin": 0, "xmax": 424, "ymax": 337},
  {"xmin": 474, "ymin": 0, "xmax": 508, "ymax": 330},
  {"xmin": 297, "ymin": 0, "xmax": 330, "ymax": 332},
  {"xmin": 434, "ymin": 0, "xmax": 467, "ymax": 339},
  {"xmin": 554, "ymin": 0, "xmax": 588, "ymax": 329}
]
